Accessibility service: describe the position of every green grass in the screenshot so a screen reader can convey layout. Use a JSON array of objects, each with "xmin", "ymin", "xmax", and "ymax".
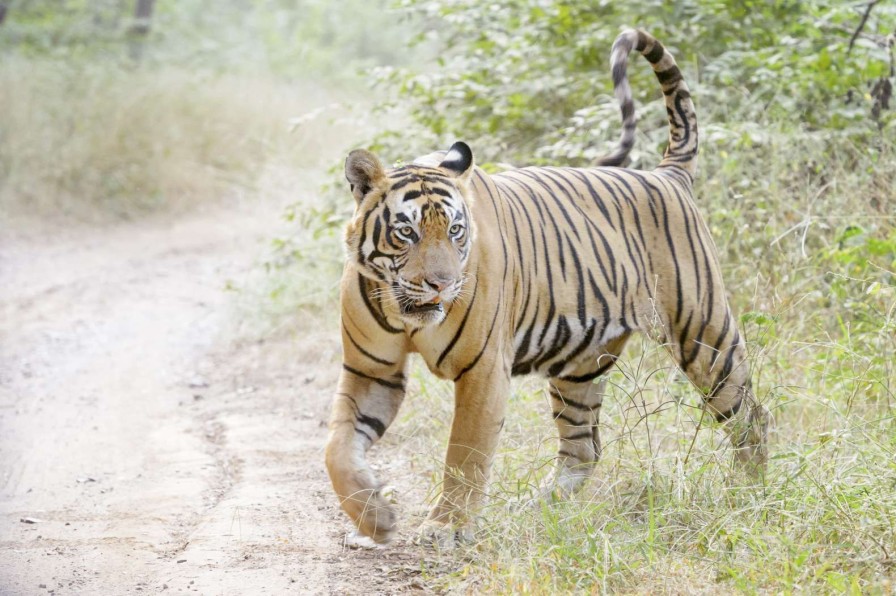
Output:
[{"xmin": 387, "ymin": 329, "xmax": 895, "ymax": 593}]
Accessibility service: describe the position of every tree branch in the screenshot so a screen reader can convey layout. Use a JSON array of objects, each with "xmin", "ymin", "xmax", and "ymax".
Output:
[{"xmin": 848, "ymin": 0, "xmax": 881, "ymax": 56}]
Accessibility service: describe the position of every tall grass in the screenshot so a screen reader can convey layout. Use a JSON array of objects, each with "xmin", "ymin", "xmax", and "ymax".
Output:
[{"xmin": 0, "ymin": 54, "xmax": 355, "ymax": 221}]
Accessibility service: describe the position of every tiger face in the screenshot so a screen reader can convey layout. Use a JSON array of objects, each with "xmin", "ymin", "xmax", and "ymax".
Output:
[{"xmin": 343, "ymin": 143, "xmax": 475, "ymax": 327}]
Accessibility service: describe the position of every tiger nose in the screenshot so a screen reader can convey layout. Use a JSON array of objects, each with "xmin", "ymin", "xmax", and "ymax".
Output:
[{"xmin": 424, "ymin": 277, "xmax": 450, "ymax": 292}]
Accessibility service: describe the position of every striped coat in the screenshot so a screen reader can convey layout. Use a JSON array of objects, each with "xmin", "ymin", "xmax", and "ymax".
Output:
[{"xmin": 326, "ymin": 29, "xmax": 768, "ymax": 546}]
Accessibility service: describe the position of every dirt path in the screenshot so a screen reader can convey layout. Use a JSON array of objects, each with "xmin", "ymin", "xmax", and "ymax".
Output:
[{"xmin": 0, "ymin": 199, "xmax": 440, "ymax": 594}]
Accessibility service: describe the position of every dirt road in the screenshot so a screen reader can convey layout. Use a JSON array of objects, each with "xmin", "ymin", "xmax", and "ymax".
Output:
[{"xmin": 0, "ymin": 199, "xmax": 441, "ymax": 594}]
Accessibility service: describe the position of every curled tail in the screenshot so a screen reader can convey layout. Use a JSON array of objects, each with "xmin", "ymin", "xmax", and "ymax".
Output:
[{"xmin": 595, "ymin": 29, "xmax": 699, "ymax": 178}]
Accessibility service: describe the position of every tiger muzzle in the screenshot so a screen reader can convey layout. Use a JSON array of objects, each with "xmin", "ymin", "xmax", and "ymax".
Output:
[{"xmin": 401, "ymin": 301, "xmax": 445, "ymax": 315}]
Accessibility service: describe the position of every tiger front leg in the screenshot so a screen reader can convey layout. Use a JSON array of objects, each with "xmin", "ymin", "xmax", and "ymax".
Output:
[
  {"xmin": 325, "ymin": 363, "xmax": 407, "ymax": 544},
  {"xmin": 417, "ymin": 362, "xmax": 509, "ymax": 548}
]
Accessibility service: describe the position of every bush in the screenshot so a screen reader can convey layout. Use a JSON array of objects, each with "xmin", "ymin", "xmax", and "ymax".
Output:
[{"xmin": 377, "ymin": 0, "xmax": 895, "ymax": 166}]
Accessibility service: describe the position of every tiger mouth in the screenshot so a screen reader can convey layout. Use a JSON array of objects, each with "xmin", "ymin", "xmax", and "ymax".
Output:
[{"xmin": 400, "ymin": 301, "xmax": 444, "ymax": 315}]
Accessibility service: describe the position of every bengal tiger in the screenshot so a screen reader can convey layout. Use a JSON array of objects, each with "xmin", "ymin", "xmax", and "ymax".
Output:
[{"xmin": 325, "ymin": 28, "xmax": 768, "ymax": 547}]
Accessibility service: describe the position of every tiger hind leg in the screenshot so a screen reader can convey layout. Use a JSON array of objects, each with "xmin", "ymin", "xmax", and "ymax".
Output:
[
  {"xmin": 704, "ymin": 373, "xmax": 769, "ymax": 471},
  {"xmin": 670, "ymin": 313, "xmax": 769, "ymax": 472},
  {"xmin": 546, "ymin": 376, "xmax": 607, "ymax": 497}
]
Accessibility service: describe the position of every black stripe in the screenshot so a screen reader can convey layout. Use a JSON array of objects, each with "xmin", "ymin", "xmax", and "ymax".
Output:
[
  {"xmin": 568, "ymin": 170, "xmax": 620, "ymax": 286},
  {"xmin": 371, "ymin": 216, "xmax": 383, "ymax": 248},
  {"xmin": 342, "ymin": 364, "xmax": 404, "ymax": 390},
  {"xmin": 602, "ymin": 170, "xmax": 649, "ymax": 268},
  {"xmin": 454, "ymin": 303, "xmax": 502, "ymax": 382},
  {"xmin": 475, "ymin": 170, "xmax": 511, "ymax": 285},
  {"xmin": 429, "ymin": 186, "xmax": 453, "ymax": 198},
  {"xmin": 356, "ymin": 204, "xmax": 376, "ymax": 265},
  {"xmin": 563, "ymin": 431, "xmax": 594, "ymax": 441},
  {"xmin": 511, "ymin": 301, "xmax": 540, "ymax": 376},
  {"xmin": 547, "ymin": 319, "xmax": 597, "ymax": 378},
  {"xmin": 533, "ymin": 316, "xmax": 571, "ymax": 371},
  {"xmin": 711, "ymin": 314, "xmax": 732, "ymax": 360},
  {"xmin": 644, "ymin": 42, "xmax": 664, "ymax": 64},
  {"xmin": 356, "ymin": 413, "xmax": 386, "ymax": 437},
  {"xmin": 635, "ymin": 31, "xmax": 649, "ymax": 53},
  {"xmin": 558, "ymin": 356, "xmax": 618, "ymax": 384},
  {"xmin": 714, "ymin": 394, "xmax": 743, "ymax": 423},
  {"xmin": 389, "ymin": 176, "xmax": 418, "ymax": 192},
  {"xmin": 358, "ymin": 274, "xmax": 403, "ymax": 334},
  {"xmin": 355, "ymin": 427, "xmax": 375, "ymax": 442},
  {"xmin": 586, "ymin": 271, "xmax": 611, "ymax": 339},
  {"xmin": 569, "ymin": 234, "xmax": 587, "ymax": 326},
  {"xmin": 710, "ymin": 334, "xmax": 739, "ymax": 398},
  {"xmin": 624, "ymin": 170, "xmax": 660, "ymax": 228},
  {"xmin": 656, "ymin": 66, "xmax": 682, "ymax": 87},
  {"xmin": 344, "ymin": 326, "xmax": 395, "ymax": 366},
  {"xmin": 655, "ymin": 184, "xmax": 685, "ymax": 324},
  {"xmin": 553, "ymin": 411, "xmax": 585, "ymax": 426},
  {"xmin": 550, "ymin": 390, "xmax": 592, "ymax": 411},
  {"xmin": 677, "ymin": 311, "xmax": 694, "ymax": 371},
  {"xmin": 673, "ymin": 92, "xmax": 694, "ymax": 155},
  {"xmin": 501, "ymin": 185, "xmax": 539, "ymax": 338},
  {"xmin": 536, "ymin": 225, "xmax": 557, "ymax": 346},
  {"xmin": 612, "ymin": 60, "xmax": 627, "ymax": 86},
  {"xmin": 517, "ymin": 169, "xmax": 583, "ymax": 242},
  {"xmin": 436, "ymin": 276, "xmax": 479, "ymax": 368}
]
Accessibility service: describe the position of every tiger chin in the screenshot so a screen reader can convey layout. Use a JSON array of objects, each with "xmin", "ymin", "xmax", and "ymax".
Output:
[{"xmin": 325, "ymin": 29, "xmax": 769, "ymax": 548}]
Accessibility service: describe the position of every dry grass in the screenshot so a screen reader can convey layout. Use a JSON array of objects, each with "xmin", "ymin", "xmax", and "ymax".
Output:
[{"xmin": 0, "ymin": 54, "xmax": 350, "ymax": 222}]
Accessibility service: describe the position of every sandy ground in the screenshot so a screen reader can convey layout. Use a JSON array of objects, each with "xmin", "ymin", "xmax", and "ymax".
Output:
[{"xmin": 0, "ymin": 199, "xmax": 448, "ymax": 595}]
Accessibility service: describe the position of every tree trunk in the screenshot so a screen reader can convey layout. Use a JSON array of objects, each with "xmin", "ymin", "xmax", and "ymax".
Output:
[{"xmin": 128, "ymin": 0, "xmax": 156, "ymax": 62}]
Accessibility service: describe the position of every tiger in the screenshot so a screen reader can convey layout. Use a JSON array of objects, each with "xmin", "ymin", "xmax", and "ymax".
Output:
[{"xmin": 325, "ymin": 28, "xmax": 769, "ymax": 547}]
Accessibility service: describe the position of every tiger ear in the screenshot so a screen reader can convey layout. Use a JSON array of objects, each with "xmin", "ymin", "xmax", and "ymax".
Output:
[
  {"xmin": 345, "ymin": 149, "xmax": 385, "ymax": 203},
  {"xmin": 439, "ymin": 141, "xmax": 474, "ymax": 183}
]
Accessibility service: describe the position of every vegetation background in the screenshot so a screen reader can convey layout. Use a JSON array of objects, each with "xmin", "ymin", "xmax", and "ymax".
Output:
[{"xmin": 2, "ymin": 0, "xmax": 894, "ymax": 592}]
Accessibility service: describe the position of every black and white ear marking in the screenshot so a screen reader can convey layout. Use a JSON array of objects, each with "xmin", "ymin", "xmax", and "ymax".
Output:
[
  {"xmin": 345, "ymin": 149, "xmax": 386, "ymax": 203},
  {"xmin": 438, "ymin": 141, "xmax": 474, "ymax": 181}
]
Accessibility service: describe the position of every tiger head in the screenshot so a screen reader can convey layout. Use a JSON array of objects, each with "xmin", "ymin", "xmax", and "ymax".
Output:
[{"xmin": 343, "ymin": 142, "xmax": 476, "ymax": 327}]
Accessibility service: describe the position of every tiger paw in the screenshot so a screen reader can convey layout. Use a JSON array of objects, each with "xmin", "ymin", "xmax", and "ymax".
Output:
[
  {"xmin": 520, "ymin": 470, "xmax": 586, "ymax": 509},
  {"xmin": 413, "ymin": 519, "xmax": 474, "ymax": 550},
  {"xmin": 344, "ymin": 530, "xmax": 381, "ymax": 550},
  {"xmin": 350, "ymin": 486, "xmax": 398, "ymax": 544}
]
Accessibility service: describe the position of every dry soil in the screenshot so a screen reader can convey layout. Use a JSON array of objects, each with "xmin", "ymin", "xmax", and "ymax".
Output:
[{"xmin": 0, "ymin": 199, "xmax": 449, "ymax": 595}]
